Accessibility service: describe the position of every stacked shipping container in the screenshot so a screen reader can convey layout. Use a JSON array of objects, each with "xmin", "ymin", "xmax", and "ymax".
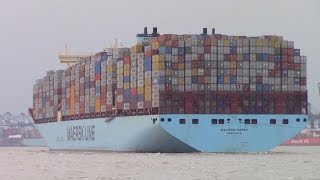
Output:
[{"xmin": 33, "ymin": 31, "xmax": 308, "ymax": 123}]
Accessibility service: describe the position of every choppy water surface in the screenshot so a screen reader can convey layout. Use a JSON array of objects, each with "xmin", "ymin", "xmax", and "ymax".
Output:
[{"xmin": 0, "ymin": 146, "xmax": 320, "ymax": 180}]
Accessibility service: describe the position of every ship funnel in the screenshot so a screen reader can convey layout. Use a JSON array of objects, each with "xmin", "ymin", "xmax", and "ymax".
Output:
[
  {"xmin": 152, "ymin": 27, "xmax": 158, "ymax": 36},
  {"xmin": 144, "ymin": 27, "xmax": 147, "ymax": 36},
  {"xmin": 212, "ymin": 28, "xmax": 215, "ymax": 34},
  {"xmin": 203, "ymin": 28, "xmax": 207, "ymax": 35}
]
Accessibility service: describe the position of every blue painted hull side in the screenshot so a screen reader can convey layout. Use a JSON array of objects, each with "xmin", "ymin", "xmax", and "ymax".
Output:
[
  {"xmin": 21, "ymin": 138, "xmax": 46, "ymax": 147},
  {"xmin": 36, "ymin": 114, "xmax": 307, "ymax": 152}
]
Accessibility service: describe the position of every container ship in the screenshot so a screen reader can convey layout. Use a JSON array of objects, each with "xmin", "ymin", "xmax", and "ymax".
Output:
[{"xmin": 30, "ymin": 28, "xmax": 308, "ymax": 152}]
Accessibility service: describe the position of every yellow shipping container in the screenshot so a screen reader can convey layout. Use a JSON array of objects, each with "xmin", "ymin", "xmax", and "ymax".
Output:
[
  {"xmin": 191, "ymin": 69, "xmax": 198, "ymax": 76},
  {"xmin": 138, "ymin": 87, "xmax": 144, "ymax": 94},
  {"xmin": 275, "ymin": 40, "xmax": 281, "ymax": 48},
  {"xmin": 152, "ymin": 62, "xmax": 159, "ymax": 70},
  {"xmin": 256, "ymin": 39, "xmax": 263, "ymax": 47},
  {"xmin": 145, "ymin": 93, "xmax": 152, "ymax": 101},
  {"xmin": 159, "ymin": 55, "xmax": 165, "ymax": 61},
  {"xmin": 178, "ymin": 63, "xmax": 184, "ymax": 70},
  {"xmin": 268, "ymin": 40, "xmax": 275, "ymax": 47},
  {"xmin": 124, "ymin": 70, "xmax": 130, "ymax": 76},
  {"xmin": 159, "ymin": 62, "xmax": 165, "ymax": 69},
  {"xmin": 152, "ymin": 55, "xmax": 159, "ymax": 63},
  {"xmin": 145, "ymin": 78, "xmax": 152, "ymax": 86},
  {"xmin": 221, "ymin": 35, "xmax": 228, "ymax": 40},
  {"xmin": 178, "ymin": 78, "xmax": 184, "ymax": 85},
  {"xmin": 166, "ymin": 69, "xmax": 171, "ymax": 76},
  {"xmin": 224, "ymin": 76, "xmax": 230, "ymax": 84},
  {"xmin": 124, "ymin": 83, "xmax": 130, "ymax": 89},
  {"xmin": 145, "ymin": 86, "xmax": 152, "ymax": 94},
  {"xmin": 171, "ymin": 34, "xmax": 178, "ymax": 40},
  {"xmin": 205, "ymin": 76, "xmax": 211, "ymax": 84},
  {"xmin": 130, "ymin": 45, "xmax": 143, "ymax": 53},
  {"xmin": 210, "ymin": 38, "xmax": 218, "ymax": 46},
  {"xmin": 230, "ymin": 61, "xmax": 237, "ymax": 69},
  {"xmin": 223, "ymin": 39, "xmax": 230, "ymax": 46},
  {"xmin": 151, "ymin": 42, "xmax": 159, "ymax": 50},
  {"xmin": 124, "ymin": 64, "xmax": 130, "ymax": 70},
  {"xmin": 107, "ymin": 66, "xmax": 113, "ymax": 73},
  {"xmin": 95, "ymin": 100, "xmax": 101, "ymax": 113}
]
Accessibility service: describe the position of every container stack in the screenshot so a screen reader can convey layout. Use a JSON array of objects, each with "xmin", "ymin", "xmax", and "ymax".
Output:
[
  {"xmin": 100, "ymin": 52, "xmax": 108, "ymax": 115},
  {"xmin": 95, "ymin": 59, "xmax": 101, "ymax": 114},
  {"xmin": 129, "ymin": 46, "xmax": 139, "ymax": 111},
  {"xmin": 106, "ymin": 49, "xmax": 116, "ymax": 113},
  {"xmin": 137, "ymin": 51, "xmax": 145, "ymax": 110},
  {"xmin": 84, "ymin": 58, "xmax": 90, "ymax": 115},
  {"xmin": 33, "ymin": 30, "xmax": 308, "ymax": 123},
  {"xmin": 79, "ymin": 64, "xmax": 85, "ymax": 115},
  {"xmin": 115, "ymin": 48, "xmax": 124, "ymax": 112},
  {"xmin": 53, "ymin": 70, "xmax": 63, "ymax": 118},
  {"xmin": 144, "ymin": 45, "xmax": 152, "ymax": 110}
]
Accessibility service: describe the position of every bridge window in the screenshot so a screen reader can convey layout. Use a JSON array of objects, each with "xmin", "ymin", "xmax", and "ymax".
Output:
[
  {"xmin": 218, "ymin": 119, "xmax": 224, "ymax": 124},
  {"xmin": 251, "ymin": 119, "xmax": 257, "ymax": 124},
  {"xmin": 303, "ymin": 118, "xmax": 307, "ymax": 122},
  {"xmin": 179, "ymin": 119, "xmax": 186, "ymax": 124},
  {"xmin": 160, "ymin": 118, "xmax": 164, "ymax": 122},
  {"xmin": 296, "ymin": 118, "xmax": 300, "ymax": 122},
  {"xmin": 192, "ymin": 119, "xmax": 199, "ymax": 124},
  {"xmin": 211, "ymin": 119, "xmax": 217, "ymax": 124},
  {"xmin": 168, "ymin": 118, "xmax": 172, "ymax": 122},
  {"xmin": 270, "ymin": 119, "xmax": 276, "ymax": 124},
  {"xmin": 283, "ymin": 119, "xmax": 289, "ymax": 124},
  {"xmin": 244, "ymin": 119, "xmax": 250, "ymax": 124}
]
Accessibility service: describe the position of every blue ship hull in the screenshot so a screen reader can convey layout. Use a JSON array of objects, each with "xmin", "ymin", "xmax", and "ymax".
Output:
[
  {"xmin": 21, "ymin": 138, "xmax": 46, "ymax": 147},
  {"xmin": 36, "ymin": 114, "xmax": 307, "ymax": 152}
]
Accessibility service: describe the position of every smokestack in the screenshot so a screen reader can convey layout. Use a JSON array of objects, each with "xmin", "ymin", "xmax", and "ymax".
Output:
[
  {"xmin": 203, "ymin": 28, "xmax": 207, "ymax": 35},
  {"xmin": 144, "ymin": 27, "xmax": 147, "ymax": 36},
  {"xmin": 212, "ymin": 28, "xmax": 215, "ymax": 35},
  {"xmin": 152, "ymin": 27, "xmax": 157, "ymax": 36}
]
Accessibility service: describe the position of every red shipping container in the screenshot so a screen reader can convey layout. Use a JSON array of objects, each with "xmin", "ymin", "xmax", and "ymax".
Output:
[
  {"xmin": 282, "ymin": 55, "xmax": 288, "ymax": 62},
  {"xmin": 117, "ymin": 88, "xmax": 123, "ymax": 95},
  {"xmin": 95, "ymin": 74, "xmax": 101, "ymax": 80},
  {"xmin": 130, "ymin": 88, "xmax": 137, "ymax": 95},
  {"xmin": 294, "ymin": 64, "xmax": 301, "ymax": 71},
  {"xmin": 144, "ymin": 51, "xmax": 152, "ymax": 57},
  {"xmin": 184, "ymin": 93, "xmax": 194, "ymax": 114},
  {"xmin": 230, "ymin": 94, "xmax": 238, "ymax": 114},
  {"xmin": 269, "ymin": 55, "xmax": 275, "ymax": 62},
  {"xmin": 282, "ymin": 62, "xmax": 288, "ymax": 69},
  {"xmin": 124, "ymin": 57, "xmax": 131, "ymax": 64},
  {"xmin": 106, "ymin": 105, "xmax": 112, "ymax": 112},
  {"xmin": 116, "ymin": 102, "xmax": 124, "ymax": 110},
  {"xmin": 130, "ymin": 102, "xmax": 137, "ymax": 110},
  {"xmin": 204, "ymin": 37, "xmax": 211, "ymax": 46},
  {"xmin": 144, "ymin": 101, "xmax": 152, "ymax": 109},
  {"xmin": 230, "ymin": 55, "xmax": 237, "ymax": 61},
  {"xmin": 204, "ymin": 46, "xmax": 211, "ymax": 53},
  {"xmin": 301, "ymin": 77, "xmax": 306, "ymax": 85},
  {"xmin": 198, "ymin": 54, "xmax": 204, "ymax": 61},
  {"xmin": 178, "ymin": 55, "xmax": 184, "ymax": 62},
  {"xmin": 281, "ymin": 48, "xmax": 288, "ymax": 55},
  {"xmin": 151, "ymin": 50, "xmax": 158, "ymax": 56},
  {"xmin": 274, "ymin": 94, "xmax": 283, "ymax": 114}
]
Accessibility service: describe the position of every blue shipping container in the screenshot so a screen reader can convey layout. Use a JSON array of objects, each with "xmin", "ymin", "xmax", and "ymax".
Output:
[{"xmin": 243, "ymin": 54, "xmax": 250, "ymax": 61}]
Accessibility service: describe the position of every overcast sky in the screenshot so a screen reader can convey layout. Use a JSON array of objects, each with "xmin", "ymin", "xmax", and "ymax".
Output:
[{"xmin": 0, "ymin": 0, "xmax": 319, "ymax": 114}]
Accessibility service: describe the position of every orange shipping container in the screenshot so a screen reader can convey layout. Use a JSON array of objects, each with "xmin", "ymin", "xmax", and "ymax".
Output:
[
  {"xmin": 138, "ymin": 87, "xmax": 144, "ymax": 94},
  {"xmin": 95, "ymin": 100, "xmax": 101, "ymax": 112}
]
